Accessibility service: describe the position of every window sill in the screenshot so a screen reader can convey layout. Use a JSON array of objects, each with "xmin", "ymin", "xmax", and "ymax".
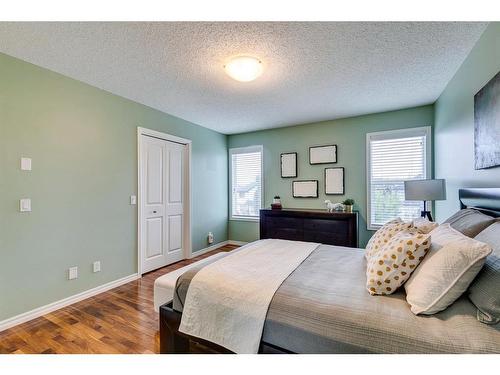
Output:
[{"xmin": 230, "ymin": 216, "xmax": 260, "ymax": 223}]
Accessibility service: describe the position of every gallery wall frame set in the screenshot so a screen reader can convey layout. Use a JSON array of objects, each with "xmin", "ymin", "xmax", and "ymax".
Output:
[{"xmin": 282, "ymin": 144, "xmax": 344, "ymax": 198}]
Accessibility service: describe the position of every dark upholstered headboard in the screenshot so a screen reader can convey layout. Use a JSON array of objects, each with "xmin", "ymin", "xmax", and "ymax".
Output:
[{"xmin": 459, "ymin": 188, "xmax": 500, "ymax": 218}]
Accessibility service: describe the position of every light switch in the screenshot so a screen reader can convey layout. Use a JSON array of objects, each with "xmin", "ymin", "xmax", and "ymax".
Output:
[
  {"xmin": 20, "ymin": 198, "xmax": 31, "ymax": 212},
  {"xmin": 130, "ymin": 195, "xmax": 137, "ymax": 205},
  {"xmin": 21, "ymin": 157, "xmax": 32, "ymax": 171},
  {"xmin": 68, "ymin": 266, "xmax": 78, "ymax": 280}
]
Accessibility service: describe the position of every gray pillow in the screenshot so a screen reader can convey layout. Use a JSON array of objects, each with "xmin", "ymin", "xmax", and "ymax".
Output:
[
  {"xmin": 469, "ymin": 222, "xmax": 500, "ymax": 324},
  {"xmin": 443, "ymin": 208, "xmax": 495, "ymax": 238}
]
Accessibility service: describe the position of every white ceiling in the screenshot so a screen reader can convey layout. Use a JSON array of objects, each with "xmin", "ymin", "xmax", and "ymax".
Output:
[{"xmin": 0, "ymin": 22, "xmax": 488, "ymax": 134}]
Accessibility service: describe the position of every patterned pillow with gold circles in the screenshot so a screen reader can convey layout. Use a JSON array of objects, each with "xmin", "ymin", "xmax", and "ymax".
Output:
[
  {"xmin": 365, "ymin": 218, "xmax": 412, "ymax": 260},
  {"xmin": 366, "ymin": 229, "xmax": 431, "ymax": 295}
]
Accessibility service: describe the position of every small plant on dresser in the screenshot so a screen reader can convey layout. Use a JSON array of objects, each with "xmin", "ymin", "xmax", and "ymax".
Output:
[{"xmin": 342, "ymin": 198, "xmax": 355, "ymax": 213}]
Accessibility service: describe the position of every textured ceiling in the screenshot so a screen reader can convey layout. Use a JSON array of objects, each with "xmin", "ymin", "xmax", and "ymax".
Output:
[{"xmin": 0, "ymin": 22, "xmax": 488, "ymax": 134}]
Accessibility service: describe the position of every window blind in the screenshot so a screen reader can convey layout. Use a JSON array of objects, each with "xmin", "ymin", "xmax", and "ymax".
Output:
[
  {"xmin": 367, "ymin": 129, "xmax": 429, "ymax": 228},
  {"xmin": 230, "ymin": 146, "xmax": 263, "ymax": 219}
]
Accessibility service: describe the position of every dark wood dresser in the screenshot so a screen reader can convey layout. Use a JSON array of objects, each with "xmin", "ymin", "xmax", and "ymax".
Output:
[{"xmin": 260, "ymin": 208, "xmax": 358, "ymax": 248}]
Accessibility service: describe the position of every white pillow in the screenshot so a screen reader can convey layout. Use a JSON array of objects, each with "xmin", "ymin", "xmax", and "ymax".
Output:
[{"xmin": 404, "ymin": 223, "xmax": 492, "ymax": 315}]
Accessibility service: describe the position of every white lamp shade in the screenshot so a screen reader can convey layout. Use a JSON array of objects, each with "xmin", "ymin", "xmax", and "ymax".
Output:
[{"xmin": 404, "ymin": 179, "xmax": 446, "ymax": 201}]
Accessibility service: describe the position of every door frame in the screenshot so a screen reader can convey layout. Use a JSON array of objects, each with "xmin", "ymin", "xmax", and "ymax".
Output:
[{"xmin": 137, "ymin": 126, "xmax": 192, "ymax": 275}]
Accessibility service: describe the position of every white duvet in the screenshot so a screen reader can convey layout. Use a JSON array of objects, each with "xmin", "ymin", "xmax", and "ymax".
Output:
[{"xmin": 178, "ymin": 239, "xmax": 319, "ymax": 353}]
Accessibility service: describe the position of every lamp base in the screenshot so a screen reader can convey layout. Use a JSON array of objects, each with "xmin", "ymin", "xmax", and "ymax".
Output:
[{"xmin": 421, "ymin": 210, "xmax": 433, "ymax": 221}]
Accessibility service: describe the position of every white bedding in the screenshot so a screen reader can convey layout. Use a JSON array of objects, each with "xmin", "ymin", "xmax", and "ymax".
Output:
[
  {"xmin": 153, "ymin": 252, "xmax": 228, "ymax": 312},
  {"xmin": 178, "ymin": 239, "xmax": 319, "ymax": 353}
]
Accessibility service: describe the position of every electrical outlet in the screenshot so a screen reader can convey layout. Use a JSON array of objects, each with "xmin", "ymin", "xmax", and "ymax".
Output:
[
  {"xmin": 68, "ymin": 266, "xmax": 78, "ymax": 280},
  {"xmin": 21, "ymin": 157, "xmax": 32, "ymax": 171},
  {"xmin": 208, "ymin": 232, "xmax": 214, "ymax": 244},
  {"xmin": 19, "ymin": 198, "xmax": 31, "ymax": 212},
  {"xmin": 93, "ymin": 261, "xmax": 101, "ymax": 273}
]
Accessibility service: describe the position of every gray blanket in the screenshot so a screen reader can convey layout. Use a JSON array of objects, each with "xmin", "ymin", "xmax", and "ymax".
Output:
[{"xmin": 174, "ymin": 244, "xmax": 500, "ymax": 353}]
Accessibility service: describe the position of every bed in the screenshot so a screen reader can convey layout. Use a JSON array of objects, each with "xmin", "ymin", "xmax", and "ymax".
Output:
[
  {"xmin": 158, "ymin": 188, "xmax": 500, "ymax": 354},
  {"xmin": 153, "ymin": 252, "xmax": 228, "ymax": 313}
]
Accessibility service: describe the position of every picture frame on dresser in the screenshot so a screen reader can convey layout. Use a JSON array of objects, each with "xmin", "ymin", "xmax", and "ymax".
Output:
[
  {"xmin": 309, "ymin": 144, "xmax": 337, "ymax": 164},
  {"xmin": 292, "ymin": 180, "xmax": 319, "ymax": 198},
  {"xmin": 280, "ymin": 152, "xmax": 298, "ymax": 178},
  {"xmin": 325, "ymin": 167, "xmax": 345, "ymax": 195}
]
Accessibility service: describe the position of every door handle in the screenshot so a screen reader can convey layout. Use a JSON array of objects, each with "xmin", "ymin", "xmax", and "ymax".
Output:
[{"xmin": 153, "ymin": 210, "xmax": 158, "ymax": 214}]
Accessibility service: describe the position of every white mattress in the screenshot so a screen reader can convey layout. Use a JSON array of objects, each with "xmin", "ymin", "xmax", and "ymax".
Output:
[{"xmin": 153, "ymin": 252, "xmax": 228, "ymax": 312}]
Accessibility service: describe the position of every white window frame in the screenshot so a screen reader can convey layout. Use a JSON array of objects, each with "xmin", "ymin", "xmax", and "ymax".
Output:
[
  {"xmin": 229, "ymin": 145, "xmax": 264, "ymax": 222},
  {"xmin": 366, "ymin": 126, "xmax": 432, "ymax": 231}
]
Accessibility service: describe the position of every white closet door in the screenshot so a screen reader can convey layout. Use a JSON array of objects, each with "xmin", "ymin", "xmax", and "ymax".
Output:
[{"xmin": 140, "ymin": 135, "xmax": 185, "ymax": 273}]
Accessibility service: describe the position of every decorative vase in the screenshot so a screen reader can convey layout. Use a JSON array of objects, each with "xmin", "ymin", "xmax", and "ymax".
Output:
[
  {"xmin": 271, "ymin": 196, "xmax": 282, "ymax": 210},
  {"xmin": 344, "ymin": 205, "xmax": 353, "ymax": 213}
]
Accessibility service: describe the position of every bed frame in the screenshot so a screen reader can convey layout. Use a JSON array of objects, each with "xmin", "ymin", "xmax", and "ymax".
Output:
[
  {"xmin": 159, "ymin": 187, "xmax": 500, "ymax": 354},
  {"xmin": 459, "ymin": 188, "xmax": 500, "ymax": 217},
  {"xmin": 159, "ymin": 302, "xmax": 290, "ymax": 353}
]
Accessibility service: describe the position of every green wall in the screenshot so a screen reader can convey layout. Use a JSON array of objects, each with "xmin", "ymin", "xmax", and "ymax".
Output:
[
  {"xmin": 228, "ymin": 105, "xmax": 435, "ymax": 247},
  {"xmin": 434, "ymin": 23, "xmax": 500, "ymax": 221},
  {"xmin": 0, "ymin": 53, "xmax": 228, "ymax": 321},
  {"xmin": 2, "ymin": 22, "xmax": 496, "ymax": 323}
]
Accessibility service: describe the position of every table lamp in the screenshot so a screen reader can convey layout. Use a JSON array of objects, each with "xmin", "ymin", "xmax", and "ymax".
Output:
[{"xmin": 404, "ymin": 179, "xmax": 446, "ymax": 221}]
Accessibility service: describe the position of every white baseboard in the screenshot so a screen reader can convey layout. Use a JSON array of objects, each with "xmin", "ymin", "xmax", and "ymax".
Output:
[
  {"xmin": 1, "ymin": 239, "xmax": 250, "ymax": 332},
  {"xmin": 189, "ymin": 240, "xmax": 230, "ymax": 258},
  {"xmin": 227, "ymin": 240, "xmax": 248, "ymax": 246},
  {"xmin": 189, "ymin": 239, "xmax": 249, "ymax": 258},
  {"xmin": 0, "ymin": 273, "xmax": 140, "ymax": 332}
]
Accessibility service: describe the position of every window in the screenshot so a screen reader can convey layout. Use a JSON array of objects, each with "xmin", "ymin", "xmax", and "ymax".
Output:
[
  {"xmin": 366, "ymin": 127, "xmax": 431, "ymax": 230},
  {"xmin": 230, "ymin": 145, "xmax": 263, "ymax": 221}
]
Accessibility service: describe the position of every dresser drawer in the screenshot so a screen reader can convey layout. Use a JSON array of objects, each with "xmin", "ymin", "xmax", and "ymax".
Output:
[
  {"xmin": 267, "ymin": 227, "xmax": 303, "ymax": 241},
  {"xmin": 303, "ymin": 218, "xmax": 348, "ymax": 233},
  {"xmin": 261, "ymin": 216, "xmax": 304, "ymax": 241},
  {"xmin": 303, "ymin": 231, "xmax": 350, "ymax": 246},
  {"xmin": 266, "ymin": 216, "xmax": 303, "ymax": 230}
]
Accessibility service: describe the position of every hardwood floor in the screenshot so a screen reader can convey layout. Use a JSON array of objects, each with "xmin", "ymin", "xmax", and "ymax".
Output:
[{"xmin": 0, "ymin": 244, "xmax": 238, "ymax": 354}]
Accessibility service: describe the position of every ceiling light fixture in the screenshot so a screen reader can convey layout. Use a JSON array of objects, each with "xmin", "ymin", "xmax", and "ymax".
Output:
[{"xmin": 224, "ymin": 56, "xmax": 263, "ymax": 82}]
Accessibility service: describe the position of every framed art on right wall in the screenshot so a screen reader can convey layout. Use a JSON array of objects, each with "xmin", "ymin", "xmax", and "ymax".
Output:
[{"xmin": 474, "ymin": 70, "xmax": 500, "ymax": 169}]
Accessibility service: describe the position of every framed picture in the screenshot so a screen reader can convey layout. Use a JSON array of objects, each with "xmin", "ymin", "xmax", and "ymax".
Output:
[
  {"xmin": 325, "ymin": 167, "xmax": 345, "ymax": 195},
  {"xmin": 280, "ymin": 152, "xmax": 297, "ymax": 178},
  {"xmin": 292, "ymin": 180, "xmax": 318, "ymax": 198},
  {"xmin": 309, "ymin": 144, "xmax": 337, "ymax": 164},
  {"xmin": 474, "ymin": 70, "xmax": 500, "ymax": 169}
]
